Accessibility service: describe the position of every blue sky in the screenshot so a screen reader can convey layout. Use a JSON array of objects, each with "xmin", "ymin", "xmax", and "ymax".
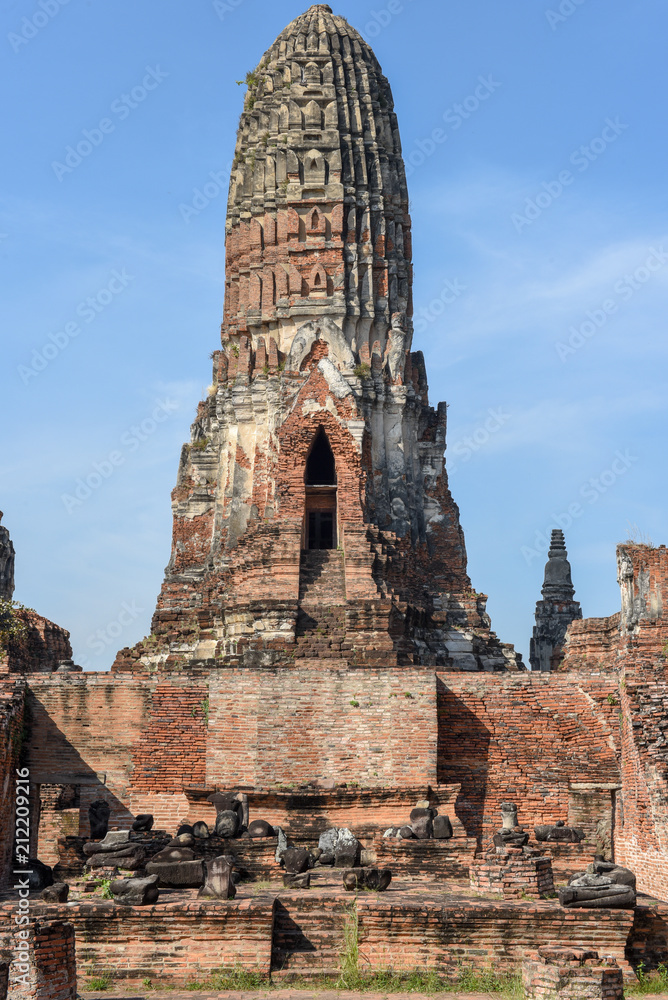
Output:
[{"xmin": 2, "ymin": 0, "xmax": 666, "ymax": 670}]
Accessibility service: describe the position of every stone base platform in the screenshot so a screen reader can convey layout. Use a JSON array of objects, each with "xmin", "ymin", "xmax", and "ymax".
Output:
[{"xmin": 2, "ymin": 873, "xmax": 661, "ymax": 988}]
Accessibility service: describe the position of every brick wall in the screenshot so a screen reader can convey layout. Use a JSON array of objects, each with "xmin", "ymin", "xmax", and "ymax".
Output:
[
  {"xmin": 626, "ymin": 902, "xmax": 668, "ymax": 971},
  {"xmin": 0, "ymin": 681, "xmax": 25, "ymax": 891},
  {"xmin": 357, "ymin": 898, "xmax": 635, "ymax": 977},
  {"xmin": 206, "ymin": 667, "xmax": 437, "ymax": 788},
  {"xmin": 0, "ymin": 897, "xmax": 643, "ymax": 986},
  {"xmin": 5, "ymin": 920, "xmax": 76, "ymax": 1000},
  {"xmin": 436, "ymin": 672, "xmax": 621, "ymax": 845},
  {"xmin": 4, "ymin": 611, "xmax": 72, "ymax": 675},
  {"xmin": 0, "ymin": 901, "xmax": 274, "ymax": 986},
  {"xmin": 615, "ymin": 671, "xmax": 668, "ymax": 899}
]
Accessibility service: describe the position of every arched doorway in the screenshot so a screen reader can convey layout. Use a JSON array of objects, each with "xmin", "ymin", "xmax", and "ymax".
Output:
[{"xmin": 304, "ymin": 428, "xmax": 337, "ymax": 550}]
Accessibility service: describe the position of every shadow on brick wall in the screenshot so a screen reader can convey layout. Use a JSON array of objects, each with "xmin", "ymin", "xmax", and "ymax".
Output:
[{"xmin": 436, "ymin": 678, "xmax": 491, "ymax": 844}]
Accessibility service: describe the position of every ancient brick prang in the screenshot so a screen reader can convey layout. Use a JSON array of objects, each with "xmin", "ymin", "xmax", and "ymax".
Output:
[
  {"xmin": 561, "ymin": 544, "xmax": 668, "ymax": 672},
  {"xmin": 3, "ymin": 608, "xmax": 73, "ymax": 675},
  {"xmin": 115, "ymin": 5, "xmax": 522, "ymax": 675},
  {"xmin": 530, "ymin": 530, "xmax": 582, "ymax": 672}
]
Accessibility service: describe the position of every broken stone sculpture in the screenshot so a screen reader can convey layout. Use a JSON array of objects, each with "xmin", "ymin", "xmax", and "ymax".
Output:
[
  {"xmin": 110, "ymin": 874, "xmax": 160, "ymax": 907},
  {"xmin": 386, "ymin": 802, "xmax": 452, "ymax": 841},
  {"xmin": 493, "ymin": 802, "xmax": 529, "ymax": 849},
  {"xmin": 318, "ymin": 828, "xmax": 361, "ymax": 867},
  {"xmin": 248, "ymin": 819, "xmax": 274, "ymax": 838},
  {"xmin": 410, "ymin": 810, "xmax": 434, "ymax": 840},
  {"xmin": 559, "ymin": 874, "xmax": 636, "ymax": 909},
  {"xmin": 193, "ymin": 821, "xmax": 210, "ymax": 839},
  {"xmin": 87, "ymin": 846, "xmax": 145, "ymax": 871},
  {"xmin": 588, "ymin": 858, "xmax": 636, "ymax": 888},
  {"xmin": 215, "ymin": 809, "xmax": 240, "ymax": 838},
  {"xmin": 433, "ymin": 815, "xmax": 454, "ymax": 839},
  {"xmin": 283, "ymin": 872, "xmax": 311, "ymax": 889},
  {"xmin": 275, "ymin": 827, "xmax": 290, "ymax": 864},
  {"xmin": 149, "ymin": 845, "xmax": 194, "ymax": 863},
  {"xmin": 132, "ymin": 814, "xmax": 154, "ymax": 832},
  {"xmin": 207, "ymin": 791, "xmax": 249, "ymax": 832},
  {"xmin": 177, "ymin": 824, "xmax": 194, "ymax": 837},
  {"xmin": 534, "ymin": 820, "xmax": 585, "ymax": 843},
  {"xmin": 88, "ymin": 800, "xmax": 111, "ymax": 839},
  {"xmin": 343, "ymin": 868, "xmax": 392, "ymax": 892},
  {"xmin": 199, "ymin": 857, "xmax": 236, "ymax": 900},
  {"xmin": 41, "ymin": 882, "xmax": 70, "ymax": 903},
  {"xmin": 559, "ymin": 861, "xmax": 637, "ymax": 908},
  {"xmin": 283, "ymin": 848, "xmax": 311, "ymax": 875},
  {"xmin": 25, "ymin": 859, "xmax": 54, "ymax": 892},
  {"xmin": 145, "ymin": 856, "xmax": 205, "ymax": 888}
]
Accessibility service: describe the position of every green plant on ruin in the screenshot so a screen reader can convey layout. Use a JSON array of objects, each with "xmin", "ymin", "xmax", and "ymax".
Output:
[
  {"xmin": 263, "ymin": 364, "xmax": 269, "ymax": 375},
  {"xmin": 231, "ymin": 344, "xmax": 240, "ymax": 357},
  {"xmin": 335, "ymin": 903, "xmax": 360, "ymax": 988},
  {"xmin": 191, "ymin": 438, "xmax": 209, "ymax": 452},
  {"xmin": 279, "ymin": 179, "xmax": 289, "ymax": 195},
  {"xmin": 349, "ymin": 699, "xmax": 359, "ymax": 708},
  {"xmin": 354, "ymin": 362, "xmax": 371, "ymax": 379},
  {"xmin": 404, "ymin": 691, "xmax": 414, "ymax": 699},
  {"xmin": 95, "ymin": 878, "xmax": 113, "ymax": 900},
  {"xmin": 607, "ymin": 693, "xmax": 619, "ymax": 705},
  {"xmin": 0, "ymin": 599, "xmax": 28, "ymax": 652},
  {"xmin": 628, "ymin": 962, "xmax": 668, "ymax": 995},
  {"xmin": 87, "ymin": 970, "xmax": 113, "ymax": 990},
  {"xmin": 662, "ymin": 642, "xmax": 668, "ymax": 660},
  {"xmin": 200, "ymin": 697, "xmax": 210, "ymax": 724},
  {"xmin": 185, "ymin": 966, "xmax": 267, "ymax": 991}
]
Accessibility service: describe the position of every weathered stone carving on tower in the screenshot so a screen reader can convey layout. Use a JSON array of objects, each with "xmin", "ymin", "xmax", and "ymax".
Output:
[
  {"xmin": 0, "ymin": 513, "xmax": 15, "ymax": 602},
  {"xmin": 114, "ymin": 4, "xmax": 521, "ymax": 673},
  {"xmin": 530, "ymin": 530, "xmax": 582, "ymax": 672}
]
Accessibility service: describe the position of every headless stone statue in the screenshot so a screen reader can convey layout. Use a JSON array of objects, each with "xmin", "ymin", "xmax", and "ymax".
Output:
[
  {"xmin": 88, "ymin": 800, "xmax": 111, "ymax": 840},
  {"xmin": 559, "ymin": 860, "xmax": 636, "ymax": 908},
  {"xmin": 534, "ymin": 820, "xmax": 585, "ymax": 843},
  {"xmin": 0, "ymin": 513, "xmax": 15, "ymax": 602},
  {"xmin": 493, "ymin": 801, "xmax": 529, "ymax": 850}
]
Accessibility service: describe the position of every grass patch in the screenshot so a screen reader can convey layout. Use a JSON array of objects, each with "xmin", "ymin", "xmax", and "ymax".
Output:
[
  {"xmin": 627, "ymin": 962, "xmax": 668, "ymax": 995},
  {"xmin": 333, "ymin": 900, "xmax": 521, "ymax": 996},
  {"xmin": 185, "ymin": 968, "xmax": 268, "ymax": 991},
  {"xmin": 87, "ymin": 972, "xmax": 113, "ymax": 990}
]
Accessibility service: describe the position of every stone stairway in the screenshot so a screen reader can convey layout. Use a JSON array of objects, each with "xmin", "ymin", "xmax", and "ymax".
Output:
[{"xmin": 298, "ymin": 550, "xmax": 346, "ymax": 604}]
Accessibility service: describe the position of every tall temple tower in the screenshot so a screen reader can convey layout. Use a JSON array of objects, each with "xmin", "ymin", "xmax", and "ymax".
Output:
[
  {"xmin": 530, "ymin": 530, "xmax": 582, "ymax": 672},
  {"xmin": 116, "ymin": 4, "xmax": 521, "ymax": 673}
]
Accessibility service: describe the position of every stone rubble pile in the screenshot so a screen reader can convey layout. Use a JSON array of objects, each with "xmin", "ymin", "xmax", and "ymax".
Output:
[{"xmin": 383, "ymin": 799, "xmax": 454, "ymax": 841}]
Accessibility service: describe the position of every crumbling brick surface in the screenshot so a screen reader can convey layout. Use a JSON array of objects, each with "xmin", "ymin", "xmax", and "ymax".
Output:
[
  {"xmin": 0, "ymin": 680, "xmax": 25, "ymax": 891},
  {"xmin": 523, "ymin": 948, "xmax": 623, "ymax": 1000},
  {"xmin": 3, "ymin": 610, "xmax": 72, "ymax": 675},
  {"xmin": 436, "ymin": 672, "xmax": 621, "ymax": 845},
  {"xmin": 615, "ymin": 672, "xmax": 668, "ymax": 900},
  {"xmin": 469, "ymin": 848, "xmax": 555, "ymax": 898},
  {"xmin": 4, "ymin": 919, "xmax": 77, "ymax": 1000},
  {"xmin": 0, "ymin": 894, "xmax": 640, "ymax": 986}
]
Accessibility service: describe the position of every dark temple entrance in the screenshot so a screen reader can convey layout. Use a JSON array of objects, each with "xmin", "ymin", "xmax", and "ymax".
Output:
[{"xmin": 304, "ymin": 429, "xmax": 337, "ymax": 550}]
